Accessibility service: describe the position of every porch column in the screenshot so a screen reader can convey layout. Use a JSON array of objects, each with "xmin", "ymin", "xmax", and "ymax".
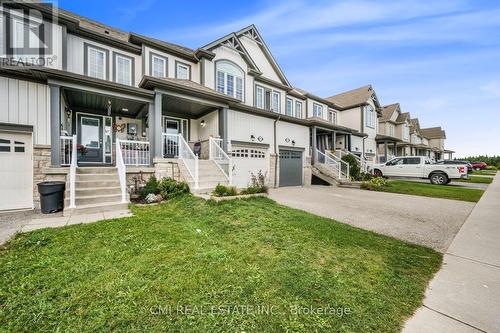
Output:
[
  {"xmin": 311, "ymin": 126, "xmax": 317, "ymax": 164},
  {"xmin": 384, "ymin": 141, "xmax": 388, "ymax": 162},
  {"xmin": 332, "ymin": 131, "xmax": 336, "ymax": 151},
  {"xmin": 148, "ymin": 102, "xmax": 155, "ymax": 164},
  {"xmin": 218, "ymin": 107, "xmax": 228, "ymax": 152},
  {"xmin": 347, "ymin": 134, "xmax": 352, "ymax": 151},
  {"xmin": 49, "ymin": 84, "xmax": 61, "ymax": 167},
  {"xmin": 153, "ymin": 92, "xmax": 163, "ymax": 159},
  {"xmin": 393, "ymin": 142, "xmax": 397, "ymax": 156}
]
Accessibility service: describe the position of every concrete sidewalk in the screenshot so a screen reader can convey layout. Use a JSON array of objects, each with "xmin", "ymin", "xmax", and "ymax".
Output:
[
  {"xmin": 403, "ymin": 173, "xmax": 500, "ymax": 332},
  {"xmin": 0, "ymin": 209, "xmax": 132, "ymax": 246}
]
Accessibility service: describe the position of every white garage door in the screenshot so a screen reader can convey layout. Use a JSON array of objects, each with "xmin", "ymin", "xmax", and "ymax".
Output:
[
  {"xmin": 231, "ymin": 146, "xmax": 269, "ymax": 188},
  {"xmin": 0, "ymin": 132, "xmax": 33, "ymax": 211}
]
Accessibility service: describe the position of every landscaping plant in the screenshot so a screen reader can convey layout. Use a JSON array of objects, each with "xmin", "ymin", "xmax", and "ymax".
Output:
[
  {"xmin": 361, "ymin": 176, "xmax": 390, "ymax": 190},
  {"xmin": 341, "ymin": 154, "xmax": 361, "ymax": 180},
  {"xmin": 140, "ymin": 175, "xmax": 160, "ymax": 199},
  {"xmin": 241, "ymin": 170, "xmax": 268, "ymax": 194},
  {"xmin": 212, "ymin": 184, "xmax": 238, "ymax": 197}
]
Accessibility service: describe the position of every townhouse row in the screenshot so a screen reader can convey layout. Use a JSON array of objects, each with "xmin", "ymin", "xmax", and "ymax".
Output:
[{"xmin": 0, "ymin": 2, "xmax": 453, "ymax": 212}]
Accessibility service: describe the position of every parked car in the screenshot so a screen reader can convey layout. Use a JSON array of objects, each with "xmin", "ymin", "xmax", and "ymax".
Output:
[
  {"xmin": 470, "ymin": 161, "xmax": 488, "ymax": 170},
  {"xmin": 435, "ymin": 160, "xmax": 473, "ymax": 173},
  {"xmin": 373, "ymin": 156, "xmax": 469, "ymax": 185}
]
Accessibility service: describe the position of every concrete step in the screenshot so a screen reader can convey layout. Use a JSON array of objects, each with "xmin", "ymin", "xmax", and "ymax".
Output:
[
  {"xmin": 74, "ymin": 180, "xmax": 121, "ymax": 188},
  {"xmin": 74, "ymin": 193, "xmax": 123, "ymax": 206},
  {"xmin": 77, "ymin": 167, "xmax": 117, "ymax": 174},
  {"xmin": 196, "ymin": 175, "xmax": 228, "ymax": 182},
  {"xmin": 76, "ymin": 173, "xmax": 119, "ymax": 181},
  {"xmin": 64, "ymin": 201, "xmax": 128, "ymax": 216},
  {"xmin": 67, "ymin": 186, "xmax": 122, "ymax": 196}
]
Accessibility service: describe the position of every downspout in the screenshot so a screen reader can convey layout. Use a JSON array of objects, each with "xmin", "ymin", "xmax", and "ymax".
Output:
[{"xmin": 273, "ymin": 114, "xmax": 281, "ymax": 188}]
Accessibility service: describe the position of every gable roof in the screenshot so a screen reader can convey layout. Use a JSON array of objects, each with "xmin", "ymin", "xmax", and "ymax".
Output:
[
  {"xmin": 396, "ymin": 112, "xmax": 410, "ymax": 123},
  {"xmin": 380, "ymin": 103, "xmax": 400, "ymax": 121},
  {"xmin": 421, "ymin": 127, "xmax": 446, "ymax": 139},
  {"xmin": 409, "ymin": 118, "xmax": 421, "ymax": 134},
  {"xmin": 325, "ymin": 85, "xmax": 381, "ymax": 110},
  {"xmin": 236, "ymin": 25, "xmax": 291, "ymax": 87}
]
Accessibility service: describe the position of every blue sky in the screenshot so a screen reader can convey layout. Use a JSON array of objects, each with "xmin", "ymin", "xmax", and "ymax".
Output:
[{"xmin": 58, "ymin": 0, "xmax": 500, "ymax": 157}]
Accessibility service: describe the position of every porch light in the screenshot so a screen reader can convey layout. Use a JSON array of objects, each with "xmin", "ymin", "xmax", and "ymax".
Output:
[
  {"xmin": 200, "ymin": 120, "xmax": 206, "ymax": 128},
  {"xmin": 291, "ymin": 140, "xmax": 296, "ymax": 146},
  {"xmin": 65, "ymin": 108, "xmax": 71, "ymax": 118},
  {"xmin": 121, "ymin": 108, "xmax": 129, "ymax": 112},
  {"xmin": 250, "ymin": 134, "xmax": 255, "ymax": 141},
  {"xmin": 106, "ymin": 99, "xmax": 112, "ymax": 116}
]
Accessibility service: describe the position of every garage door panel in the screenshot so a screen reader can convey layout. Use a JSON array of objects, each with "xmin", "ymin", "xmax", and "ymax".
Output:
[
  {"xmin": 231, "ymin": 146, "xmax": 269, "ymax": 188},
  {"xmin": 0, "ymin": 132, "xmax": 33, "ymax": 210},
  {"xmin": 279, "ymin": 149, "xmax": 303, "ymax": 187}
]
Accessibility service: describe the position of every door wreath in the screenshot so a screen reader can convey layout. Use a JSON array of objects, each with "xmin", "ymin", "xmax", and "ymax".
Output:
[{"xmin": 112, "ymin": 123, "xmax": 126, "ymax": 133}]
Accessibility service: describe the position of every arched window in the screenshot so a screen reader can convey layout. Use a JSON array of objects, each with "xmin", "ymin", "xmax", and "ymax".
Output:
[{"xmin": 215, "ymin": 60, "xmax": 244, "ymax": 101}]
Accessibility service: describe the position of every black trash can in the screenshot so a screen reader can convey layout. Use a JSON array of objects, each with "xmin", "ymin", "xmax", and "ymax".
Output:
[{"xmin": 37, "ymin": 181, "xmax": 66, "ymax": 214}]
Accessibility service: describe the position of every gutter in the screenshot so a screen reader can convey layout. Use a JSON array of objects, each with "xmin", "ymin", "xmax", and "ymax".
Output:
[{"xmin": 273, "ymin": 114, "xmax": 281, "ymax": 188}]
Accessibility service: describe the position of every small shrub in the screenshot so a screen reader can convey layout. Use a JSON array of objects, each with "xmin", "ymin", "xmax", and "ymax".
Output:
[
  {"xmin": 241, "ymin": 170, "xmax": 268, "ymax": 195},
  {"xmin": 486, "ymin": 165, "xmax": 497, "ymax": 171},
  {"xmin": 213, "ymin": 184, "xmax": 238, "ymax": 197},
  {"xmin": 359, "ymin": 172, "xmax": 373, "ymax": 181},
  {"xmin": 341, "ymin": 154, "xmax": 361, "ymax": 181},
  {"xmin": 140, "ymin": 175, "xmax": 160, "ymax": 199},
  {"xmin": 360, "ymin": 177, "xmax": 390, "ymax": 191},
  {"xmin": 158, "ymin": 177, "xmax": 190, "ymax": 199}
]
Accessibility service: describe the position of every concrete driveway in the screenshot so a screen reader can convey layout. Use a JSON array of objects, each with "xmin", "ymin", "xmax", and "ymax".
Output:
[{"xmin": 269, "ymin": 186, "xmax": 475, "ymax": 252}]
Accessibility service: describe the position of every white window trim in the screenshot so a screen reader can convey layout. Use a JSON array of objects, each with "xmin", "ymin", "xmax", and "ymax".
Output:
[
  {"xmin": 87, "ymin": 47, "xmax": 106, "ymax": 80},
  {"xmin": 365, "ymin": 105, "xmax": 375, "ymax": 129},
  {"xmin": 328, "ymin": 110, "xmax": 337, "ymax": 124},
  {"xmin": 313, "ymin": 103, "xmax": 323, "ymax": 118},
  {"xmin": 255, "ymin": 86, "xmax": 265, "ymax": 109},
  {"xmin": 295, "ymin": 101, "xmax": 303, "ymax": 118},
  {"xmin": 286, "ymin": 97, "xmax": 293, "ymax": 116},
  {"xmin": 272, "ymin": 91, "xmax": 281, "ymax": 113},
  {"xmin": 115, "ymin": 54, "xmax": 132, "ymax": 85},
  {"xmin": 175, "ymin": 62, "xmax": 190, "ymax": 80},
  {"xmin": 151, "ymin": 54, "xmax": 167, "ymax": 78}
]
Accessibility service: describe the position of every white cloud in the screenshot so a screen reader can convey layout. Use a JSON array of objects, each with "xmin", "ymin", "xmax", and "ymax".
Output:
[{"xmin": 480, "ymin": 81, "xmax": 500, "ymax": 98}]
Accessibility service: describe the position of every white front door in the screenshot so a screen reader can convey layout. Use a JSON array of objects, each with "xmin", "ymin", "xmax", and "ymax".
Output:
[{"xmin": 0, "ymin": 132, "xmax": 33, "ymax": 210}]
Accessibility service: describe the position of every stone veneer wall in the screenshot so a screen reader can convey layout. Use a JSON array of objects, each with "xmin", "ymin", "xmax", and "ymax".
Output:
[
  {"xmin": 33, "ymin": 145, "xmax": 68, "ymax": 209},
  {"xmin": 154, "ymin": 161, "xmax": 183, "ymax": 182}
]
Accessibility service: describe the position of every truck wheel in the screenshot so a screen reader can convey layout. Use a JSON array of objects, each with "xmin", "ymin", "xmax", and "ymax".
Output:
[
  {"xmin": 430, "ymin": 172, "xmax": 448, "ymax": 185},
  {"xmin": 374, "ymin": 169, "xmax": 383, "ymax": 177}
]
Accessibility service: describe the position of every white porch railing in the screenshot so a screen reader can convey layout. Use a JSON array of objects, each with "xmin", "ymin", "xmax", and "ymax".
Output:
[
  {"xmin": 209, "ymin": 137, "xmax": 232, "ymax": 185},
  {"xmin": 115, "ymin": 139, "xmax": 128, "ymax": 203},
  {"xmin": 162, "ymin": 133, "xmax": 179, "ymax": 157},
  {"xmin": 60, "ymin": 135, "xmax": 74, "ymax": 166},
  {"xmin": 316, "ymin": 150, "xmax": 350, "ymax": 180},
  {"xmin": 118, "ymin": 140, "xmax": 150, "ymax": 166},
  {"xmin": 68, "ymin": 134, "xmax": 77, "ymax": 208},
  {"xmin": 178, "ymin": 134, "xmax": 199, "ymax": 189},
  {"xmin": 335, "ymin": 149, "xmax": 369, "ymax": 173},
  {"xmin": 327, "ymin": 150, "xmax": 350, "ymax": 179}
]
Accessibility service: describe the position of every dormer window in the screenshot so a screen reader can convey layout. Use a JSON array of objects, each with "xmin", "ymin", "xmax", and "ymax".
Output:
[
  {"xmin": 328, "ymin": 110, "xmax": 337, "ymax": 124},
  {"xmin": 215, "ymin": 60, "xmax": 244, "ymax": 101},
  {"xmin": 313, "ymin": 103, "xmax": 323, "ymax": 118}
]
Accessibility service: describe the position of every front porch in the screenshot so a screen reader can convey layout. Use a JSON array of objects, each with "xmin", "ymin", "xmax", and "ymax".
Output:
[{"xmin": 375, "ymin": 134, "xmax": 402, "ymax": 163}]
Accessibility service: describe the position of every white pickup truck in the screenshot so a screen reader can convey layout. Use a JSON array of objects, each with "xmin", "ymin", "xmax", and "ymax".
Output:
[{"xmin": 373, "ymin": 156, "xmax": 469, "ymax": 185}]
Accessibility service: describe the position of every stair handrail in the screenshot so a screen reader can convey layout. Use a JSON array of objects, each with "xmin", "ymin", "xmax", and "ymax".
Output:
[
  {"xmin": 209, "ymin": 137, "xmax": 232, "ymax": 185},
  {"xmin": 178, "ymin": 134, "xmax": 199, "ymax": 189},
  {"xmin": 68, "ymin": 134, "xmax": 77, "ymax": 208},
  {"xmin": 335, "ymin": 148, "xmax": 366, "ymax": 173},
  {"xmin": 316, "ymin": 150, "xmax": 342, "ymax": 179},
  {"xmin": 115, "ymin": 138, "xmax": 128, "ymax": 203},
  {"xmin": 326, "ymin": 150, "xmax": 350, "ymax": 179}
]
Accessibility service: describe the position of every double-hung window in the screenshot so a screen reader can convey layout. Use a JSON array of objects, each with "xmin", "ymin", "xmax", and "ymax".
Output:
[
  {"xmin": 328, "ymin": 110, "xmax": 337, "ymax": 124},
  {"xmin": 389, "ymin": 124, "xmax": 395, "ymax": 137},
  {"xmin": 365, "ymin": 105, "xmax": 376, "ymax": 128},
  {"xmin": 87, "ymin": 46, "xmax": 106, "ymax": 80},
  {"xmin": 151, "ymin": 54, "xmax": 167, "ymax": 78},
  {"xmin": 313, "ymin": 103, "xmax": 323, "ymax": 118},
  {"xmin": 285, "ymin": 98, "xmax": 293, "ymax": 116},
  {"xmin": 255, "ymin": 86, "xmax": 265, "ymax": 109},
  {"xmin": 115, "ymin": 54, "xmax": 132, "ymax": 85},
  {"xmin": 215, "ymin": 60, "xmax": 244, "ymax": 101},
  {"xmin": 272, "ymin": 91, "xmax": 280, "ymax": 113},
  {"xmin": 403, "ymin": 124, "xmax": 409, "ymax": 141},
  {"xmin": 176, "ymin": 61, "xmax": 190, "ymax": 80},
  {"xmin": 295, "ymin": 101, "xmax": 303, "ymax": 118}
]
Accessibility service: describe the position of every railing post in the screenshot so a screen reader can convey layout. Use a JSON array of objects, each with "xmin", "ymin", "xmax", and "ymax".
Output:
[
  {"xmin": 194, "ymin": 155, "xmax": 199, "ymax": 189},
  {"xmin": 229, "ymin": 158, "xmax": 233, "ymax": 185}
]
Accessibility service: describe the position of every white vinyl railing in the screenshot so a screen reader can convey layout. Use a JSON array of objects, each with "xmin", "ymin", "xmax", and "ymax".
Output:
[
  {"xmin": 209, "ymin": 137, "xmax": 232, "ymax": 185},
  {"xmin": 60, "ymin": 135, "xmax": 74, "ymax": 166},
  {"xmin": 118, "ymin": 140, "xmax": 150, "ymax": 166},
  {"xmin": 115, "ymin": 139, "xmax": 128, "ymax": 203},
  {"xmin": 68, "ymin": 135, "xmax": 77, "ymax": 208},
  {"xmin": 178, "ymin": 134, "xmax": 199, "ymax": 189},
  {"xmin": 335, "ymin": 149, "xmax": 369, "ymax": 173},
  {"xmin": 162, "ymin": 133, "xmax": 179, "ymax": 158},
  {"xmin": 327, "ymin": 150, "xmax": 350, "ymax": 179},
  {"xmin": 316, "ymin": 150, "xmax": 342, "ymax": 180}
]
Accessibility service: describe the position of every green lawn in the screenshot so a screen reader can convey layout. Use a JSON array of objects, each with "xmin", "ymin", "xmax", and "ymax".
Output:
[
  {"xmin": 0, "ymin": 196, "xmax": 442, "ymax": 333},
  {"xmin": 366, "ymin": 180, "xmax": 484, "ymax": 202},
  {"xmin": 472, "ymin": 170, "xmax": 497, "ymax": 176},
  {"xmin": 457, "ymin": 175, "xmax": 493, "ymax": 184}
]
